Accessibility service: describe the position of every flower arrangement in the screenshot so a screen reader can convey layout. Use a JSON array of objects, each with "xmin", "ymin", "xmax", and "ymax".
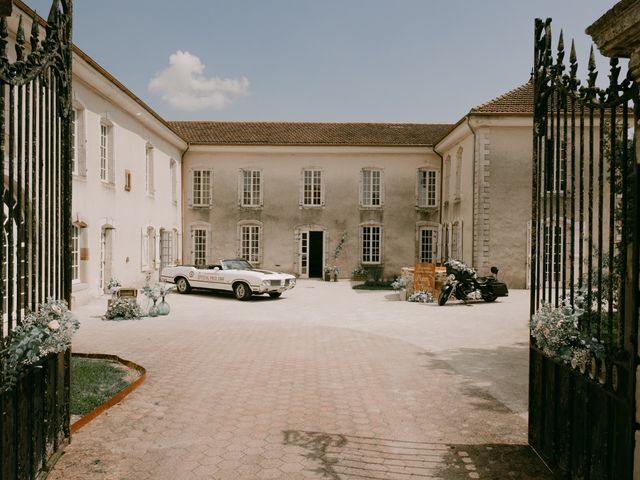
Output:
[
  {"xmin": 408, "ymin": 290, "xmax": 434, "ymax": 303},
  {"xmin": 141, "ymin": 282, "xmax": 160, "ymax": 302},
  {"xmin": 104, "ymin": 298, "xmax": 143, "ymax": 320},
  {"xmin": 351, "ymin": 265, "xmax": 368, "ymax": 278},
  {"xmin": 391, "ymin": 277, "xmax": 407, "ymax": 291},
  {"xmin": 1, "ymin": 299, "xmax": 79, "ymax": 391},
  {"xmin": 107, "ymin": 277, "xmax": 121, "ymax": 292},
  {"xmin": 324, "ymin": 266, "xmax": 339, "ymax": 274},
  {"xmin": 530, "ymin": 296, "xmax": 606, "ymax": 370}
]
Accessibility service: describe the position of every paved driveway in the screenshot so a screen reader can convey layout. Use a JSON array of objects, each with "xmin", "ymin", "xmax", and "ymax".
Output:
[{"xmin": 50, "ymin": 280, "xmax": 550, "ymax": 480}]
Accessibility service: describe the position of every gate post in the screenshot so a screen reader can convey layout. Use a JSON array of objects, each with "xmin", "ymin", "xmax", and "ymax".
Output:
[{"xmin": 588, "ymin": 3, "xmax": 640, "ymax": 478}]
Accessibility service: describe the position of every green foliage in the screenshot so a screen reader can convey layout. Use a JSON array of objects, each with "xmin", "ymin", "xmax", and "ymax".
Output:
[
  {"xmin": 70, "ymin": 357, "xmax": 131, "ymax": 415},
  {"xmin": 352, "ymin": 279, "xmax": 395, "ymax": 290},
  {"xmin": 1, "ymin": 299, "xmax": 79, "ymax": 392},
  {"xmin": 531, "ymin": 298, "xmax": 605, "ymax": 371},
  {"xmin": 332, "ymin": 232, "xmax": 347, "ymax": 260},
  {"xmin": 104, "ymin": 298, "xmax": 143, "ymax": 320}
]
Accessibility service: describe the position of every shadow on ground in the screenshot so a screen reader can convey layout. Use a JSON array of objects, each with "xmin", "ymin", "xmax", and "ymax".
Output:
[
  {"xmin": 420, "ymin": 343, "xmax": 530, "ymax": 415},
  {"xmin": 283, "ymin": 430, "xmax": 552, "ymax": 479}
]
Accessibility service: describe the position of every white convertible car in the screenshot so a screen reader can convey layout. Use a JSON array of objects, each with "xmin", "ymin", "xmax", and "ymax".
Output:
[{"xmin": 160, "ymin": 259, "xmax": 296, "ymax": 300}]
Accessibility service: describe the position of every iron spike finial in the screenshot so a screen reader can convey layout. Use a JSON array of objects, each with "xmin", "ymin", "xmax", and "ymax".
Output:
[
  {"xmin": 30, "ymin": 11, "xmax": 40, "ymax": 52},
  {"xmin": 587, "ymin": 45, "xmax": 598, "ymax": 90},
  {"xmin": 608, "ymin": 57, "xmax": 621, "ymax": 100},
  {"xmin": 0, "ymin": 17, "xmax": 7, "ymax": 59},
  {"xmin": 15, "ymin": 15, "xmax": 24, "ymax": 61}
]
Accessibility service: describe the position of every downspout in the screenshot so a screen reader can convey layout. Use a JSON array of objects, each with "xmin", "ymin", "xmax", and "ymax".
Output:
[
  {"xmin": 179, "ymin": 141, "xmax": 191, "ymax": 265},
  {"xmin": 432, "ymin": 144, "xmax": 444, "ymax": 226},
  {"xmin": 466, "ymin": 114, "xmax": 477, "ymax": 267}
]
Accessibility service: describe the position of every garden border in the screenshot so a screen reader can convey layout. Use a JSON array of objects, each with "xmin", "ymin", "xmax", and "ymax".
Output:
[{"xmin": 69, "ymin": 353, "xmax": 146, "ymax": 433}]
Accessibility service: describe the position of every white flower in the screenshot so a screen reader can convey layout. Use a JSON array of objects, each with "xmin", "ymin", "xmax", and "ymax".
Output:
[
  {"xmin": 50, "ymin": 304, "xmax": 63, "ymax": 315},
  {"xmin": 47, "ymin": 320, "xmax": 60, "ymax": 331}
]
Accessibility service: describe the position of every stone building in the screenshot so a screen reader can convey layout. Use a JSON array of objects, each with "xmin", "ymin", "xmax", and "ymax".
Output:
[
  {"xmin": 437, "ymin": 82, "xmax": 534, "ymax": 288},
  {"xmin": 170, "ymin": 122, "xmax": 451, "ymax": 278}
]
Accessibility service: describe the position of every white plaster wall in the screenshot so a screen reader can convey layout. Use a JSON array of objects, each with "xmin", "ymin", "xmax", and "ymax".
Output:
[
  {"xmin": 71, "ymin": 76, "xmax": 184, "ymax": 304},
  {"xmin": 182, "ymin": 146, "xmax": 441, "ymax": 278}
]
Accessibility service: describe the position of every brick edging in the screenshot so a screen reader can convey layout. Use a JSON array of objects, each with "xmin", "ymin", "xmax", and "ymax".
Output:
[{"xmin": 70, "ymin": 353, "xmax": 147, "ymax": 433}]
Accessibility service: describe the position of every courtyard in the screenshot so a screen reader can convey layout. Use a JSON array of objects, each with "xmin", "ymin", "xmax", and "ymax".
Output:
[{"xmin": 50, "ymin": 282, "xmax": 550, "ymax": 480}]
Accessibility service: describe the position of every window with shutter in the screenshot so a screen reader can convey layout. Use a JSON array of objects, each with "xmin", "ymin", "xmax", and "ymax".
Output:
[
  {"xmin": 361, "ymin": 225, "xmax": 382, "ymax": 264},
  {"xmin": 301, "ymin": 169, "xmax": 323, "ymax": 207},
  {"xmin": 192, "ymin": 170, "xmax": 212, "ymax": 207},
  {"xmin": 361, "ymin": 169, "xmax": 382, "ymax": 207}
]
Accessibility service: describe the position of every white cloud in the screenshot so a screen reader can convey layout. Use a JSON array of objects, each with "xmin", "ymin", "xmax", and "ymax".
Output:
[{"xmin": 148, "ymin": 51, "xmax": 250, "ymax": 112}]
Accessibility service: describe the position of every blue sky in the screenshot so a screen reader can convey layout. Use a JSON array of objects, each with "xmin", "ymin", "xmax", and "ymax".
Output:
[{"xmin": 30, "ymin": 0, "xmax": 621, "ymax": 123}]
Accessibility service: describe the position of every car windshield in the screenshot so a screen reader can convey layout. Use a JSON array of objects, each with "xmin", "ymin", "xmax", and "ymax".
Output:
[{"xmin": 221, "ymin": 259, "xmax": 253, "ymax": 271}]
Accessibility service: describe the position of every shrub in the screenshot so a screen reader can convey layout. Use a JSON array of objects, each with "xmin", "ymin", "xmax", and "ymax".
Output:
[{"xmin": 104, "ymin": 298, "xmax": 143, "ymax": 320}]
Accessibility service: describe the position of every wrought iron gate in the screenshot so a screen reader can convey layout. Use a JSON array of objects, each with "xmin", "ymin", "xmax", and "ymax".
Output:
[
  {"xmin": 0, "ymin": 1, "xmax": 73, "ymax": 478},
  {"xmin": 530, "ymin": 19, "xmax": 639, "ymax": 479}
]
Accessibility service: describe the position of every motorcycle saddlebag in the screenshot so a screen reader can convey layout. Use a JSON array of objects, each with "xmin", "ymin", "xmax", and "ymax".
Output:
[{"xmin": 491, "ymin": 282, "xmax": 509, "ymax": 297}]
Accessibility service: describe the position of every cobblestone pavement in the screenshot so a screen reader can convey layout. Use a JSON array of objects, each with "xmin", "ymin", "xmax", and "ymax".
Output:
[{"xmin": 49, "ymin": 281, "xmax": 551, "ymax": 480}]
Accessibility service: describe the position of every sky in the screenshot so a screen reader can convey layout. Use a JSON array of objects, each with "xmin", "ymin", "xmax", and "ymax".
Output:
[{"xmin": 29, "ymin": 0, "xmax": 622, "ymax": 123}]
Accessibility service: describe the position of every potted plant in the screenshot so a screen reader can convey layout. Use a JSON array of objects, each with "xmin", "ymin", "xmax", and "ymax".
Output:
[
  {"xmin": 351, "ymin": 265, "xmax": 368, "ymax": 281},
  {"xmin": 323, "ymin": 265, "xmax": 333, "ymax": 281},
  {"xmin": 391, "ymin": 277, "xmax": 408, "ymax": 301},
  {"xmin": 331, "ymin": 266, "xmax": 339, "ymax": 282}
]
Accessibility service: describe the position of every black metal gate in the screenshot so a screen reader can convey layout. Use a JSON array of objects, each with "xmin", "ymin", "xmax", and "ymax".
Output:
[
  {"xmin": 0, "ymin": 1, "xmax": 73, "ymax": 478},
  {"xmin": 529, "ymin": 19, "xmax": 639, "ymax": 479}
]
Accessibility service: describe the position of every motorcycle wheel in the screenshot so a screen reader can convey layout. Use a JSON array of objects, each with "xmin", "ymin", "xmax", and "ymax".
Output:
[
  {"xmin": 438, "ymin": 285, "xmax": 453, "ymax": 306},
  {"xmin": 482, "ymin": 292, "xmax": 498, "ymax": 302}
]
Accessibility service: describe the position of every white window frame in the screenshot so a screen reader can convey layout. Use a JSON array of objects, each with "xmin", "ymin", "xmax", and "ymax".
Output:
[
  {"xmin": 300, "ymin": 168, "xmax": 324, "ymax": 207},
  {"xmin": 72, "ymin": 102, "xmax": 87, "ymax": 177},
  {"xmin": 99, "ymin": 119, "xmax": 114, "ymax": 184},
  {"xmin": 417, "ymin": 168, "xmax": 439, "ymax": 208},
  {"xmin": 72, "ymin": 225, "xmax": 80, "ymax": 283},
  {"xmin": 454, "ymin": 147, "xmax": 463, "ymax": 201},
  {"xmin": 145, "ymin": 144, "xmax": 155, "ymax": 196},
  {"xmin": 191, "ymin": 226, "xmax": 209, "ymax": 266},
  {"xmin": 71, "ymin": 109, "xmax": 78, "ymax": 175},
  {"xmin": 443, "ymin": 155, "xmax": 451, "ymax": 204},
  {"xmin": 240, "ymin": 169, "xmax": 263, "ymax": 207},
  {"xmin": 418, "ymin": 226, "xmax": 438, "ymax": 264},
  {"xmin": 239, "ymin": 222, "xmax": 262, "ymax": 265},
  {"xmin": 360, "ymin": 168, "xmax": 383, "ymax": 208},
  {"xmin": 360, "ymin": 224, "xmax": 382, "ymax": 265},
  {"xmin": 189, "ymin": 169, "xmax": 213, "ymax": 208}
]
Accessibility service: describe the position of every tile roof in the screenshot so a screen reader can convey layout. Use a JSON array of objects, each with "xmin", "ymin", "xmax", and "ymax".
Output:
[
  {"xmin": 169, "ymin": 121, "xmax": 455, "ymax": 147},
  {"xmin": 470, "ymin": 81, "xmax": 534, "ymax": 114}
]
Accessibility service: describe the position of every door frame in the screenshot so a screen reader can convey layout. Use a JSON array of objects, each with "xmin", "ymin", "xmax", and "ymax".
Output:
[{"xmin": 297, "ymin": 226, "xmax": 326, "ymax": 279}]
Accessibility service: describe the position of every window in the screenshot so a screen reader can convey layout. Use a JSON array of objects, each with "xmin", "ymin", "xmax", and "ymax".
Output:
[
  {"xmin": 170, "ymin": 160, "xmax": 177, "ymax": 204},
  {"xmin": 544, "ymin": 224, "xmax": 563, "ymax": 282},
  {"xmin": 544, "ymin": 139, "xmax": 566, "ymax": 193},
  {"xmin": 241, "ymin": 170, "xmax": 262, "ymax": 207},
  {"xmin": 192, "ymin": 228, "xmax": 207, "ymax": 266},
  {"xmin": 72, "ymin": 226, "xmax": 80, "ymax": 283},
  {"xmin": 240, "ymin": 224, "xmax": 261, "ymax": 264},
  {"xmin": 455, "ymin": 147, "xmax": 463, "ymax": 200},
  {"xmin": 160, "ymin": 230, "xmax": 173, "ymax": 267},
  {"xmin": 301, "ymin": 169, "xmax": 323, "ymax": 207},
  {"xmin": 71, "ymin": 109, "xmax": 77, "ymax": 175},
  {"xmin": 419, "ymin": 226, "xmax": 438, "ymax": 263},
  {"xmin": 145, "ymin": 145, "xmax": 154, "ymax": 195},
  {"xmin": 418, "ymin": 169, "xmax": 438, "ymax": 208},
  {"xmin": 361, "ymin": 225, "xmax": 382, "ymax": 264},
  {"xmin": 99, "ymin": 121, "xmax": 114, "ymax": 183},
  {"xmin": 361, "ymin": 169, "xmax": 382, "ymax": 207},
  {"xmin": 190, "ymin": 169, "xmax": 212, "ymax": 207},
  {"xmin": 443, "ymin": 155, "xmax": 451, "ymax": 203},
  {"xmin": 100, "ymin": 124, "xmax": 108, "ymax": 181}
]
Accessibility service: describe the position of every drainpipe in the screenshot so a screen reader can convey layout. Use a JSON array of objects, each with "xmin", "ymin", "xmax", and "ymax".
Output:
[
  {"xmin": 432, "ymin": 144, "xmax": 444, "ymax": 226},
  {"xmin": 466, "ymin": 114, "xmax": 477, "ymax": 268},
  {"xmin": 180, "ymin": 142, "xmax": 191, "ymax": 265}
]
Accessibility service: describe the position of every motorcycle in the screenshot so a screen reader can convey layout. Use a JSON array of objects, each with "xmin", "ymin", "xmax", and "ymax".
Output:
[{"xmin": 438, "ymin": 259, "xmax": 509, "ymax": 306}]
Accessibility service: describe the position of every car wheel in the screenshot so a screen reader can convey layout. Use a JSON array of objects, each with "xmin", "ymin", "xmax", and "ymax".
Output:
[
  {"xmin": 233, "ymin": 282, "xmax": 252, "ymax": 301},
  {"xmin": 176, "ymin": 277, "xmax": 191, "ymax": 294},
  {"xmin": 438, "ymin": 285, "xmax": 453, "ymax": 306},
  {"xmin": 268, "ymin": 292, "xmax": 282, "ymax": 299}
]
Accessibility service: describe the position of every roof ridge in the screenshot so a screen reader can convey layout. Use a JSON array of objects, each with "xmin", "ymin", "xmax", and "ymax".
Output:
[{"xmin": 168, "ymin": 120, "xmax": 453, "ymax": 126}]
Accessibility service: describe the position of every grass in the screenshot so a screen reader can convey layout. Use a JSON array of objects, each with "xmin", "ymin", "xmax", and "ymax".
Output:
[
  {"xmin": 352, "ymin": 280, "xmax": 396, "ymax": 291},
  {"xmin": 70, "ymin": 357, "xmax": 132, "ymax": 416}
]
